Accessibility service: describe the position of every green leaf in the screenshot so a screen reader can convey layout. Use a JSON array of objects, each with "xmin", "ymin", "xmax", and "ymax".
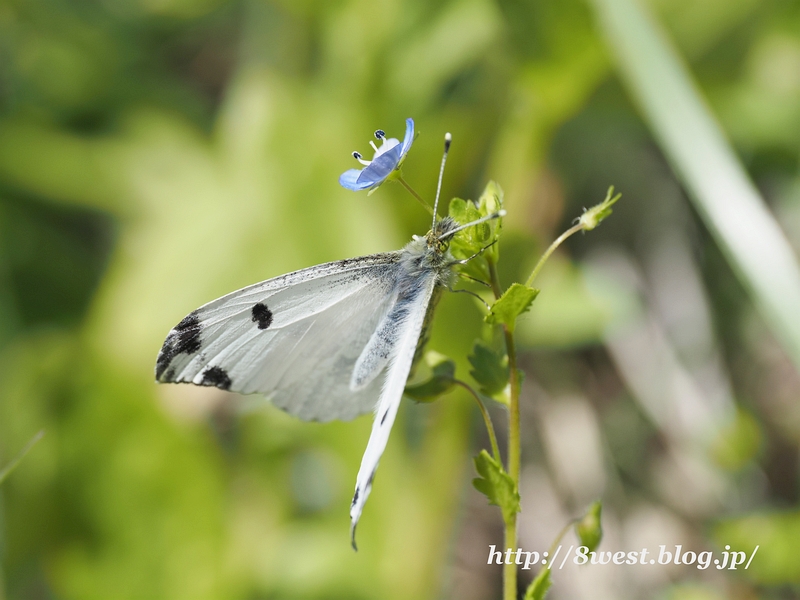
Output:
[
  {"xmin": 578, "ymin": 186, "xmax": 621, "ymax": 231},
  {"xmin": 448, "ymin": 197, "xmax": 484, "ymax": 259},
  {"xmin": 404, "ymin": 351, "xmax": 456, "ymax": 402},
  {"xmin": 447, "ymin": 181, "xmax": 504, "ymax": 272},
  {"xmin": 575, "ymin": 501, "xmax": 603, "ymax": 553},
  {"xmin": 486, "ymin": 283, "xmax": 539, "ymax": 331},
  {"xmin": 472, "ymin": 450, "xmax": 520, "ymax": 524},
  {"xmin": 524, "ymin": 567, "xmax": 552, "ymax": 600},
  {"xmin": 468, "ymin": 341, "xmax": 509, "ymax": 400}
]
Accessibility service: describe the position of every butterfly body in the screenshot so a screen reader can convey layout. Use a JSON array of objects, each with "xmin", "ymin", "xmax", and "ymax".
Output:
[{"xmin": 155, "ymin": 216, "xmax": 461, "ymax": 543}]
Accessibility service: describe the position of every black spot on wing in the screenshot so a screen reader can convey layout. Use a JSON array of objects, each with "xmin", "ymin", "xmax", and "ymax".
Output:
[
  {"xmin": 200, "ymin": 366, "xmax": 232, "ymax": 390},
  {"xmin": 380, "ymin": 409, "xmax": 389, "ymax": 425},
  {"xmin": 155, "ymin": 311, "xmax": 203, "ymax": 379},
  {"xmin": 251, "ymin": 302, "xmax": 273, "ymax": 329},
  {"xmin": 351, "ymin": 487, "xmax": 360, "ymax": 507}
]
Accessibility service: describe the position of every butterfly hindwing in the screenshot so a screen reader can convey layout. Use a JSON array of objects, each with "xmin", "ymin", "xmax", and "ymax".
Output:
[
  {"xmin": 349, "ymin": 269, "xmax": 439, "ymax": 545},
  {"xmin": 156, "ymin": 253, "xmax": 403, "ymax": 422}
]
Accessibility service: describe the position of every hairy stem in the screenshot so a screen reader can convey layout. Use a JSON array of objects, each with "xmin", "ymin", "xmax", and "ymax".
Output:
[
  {"xmin": 525, "ymin": 222, "xmax": 584, "ymax": 288},
  {"xmin": 454, "ymin": 379, "xmax": 502, "ymax": 463},
  {"xmin": 396, "ymin": 176, "xmax": 434, "ymax": 215},
  {"xmin": 487, "ymin": 258, "xmax": 521, "ymax": 600}
]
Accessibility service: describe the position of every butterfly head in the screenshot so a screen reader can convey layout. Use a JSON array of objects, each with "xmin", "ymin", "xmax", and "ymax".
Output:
[{"xmin": 427, "ymin": 216, "xmax": 459, "ymax": 253}]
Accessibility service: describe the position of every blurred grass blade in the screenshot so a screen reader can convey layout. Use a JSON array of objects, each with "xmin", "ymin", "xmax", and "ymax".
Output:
[
  {"xmin": 587, "ymin": 0, "xmax": 800, "ymax": 370},
  {"xmin": 0, "ymin": 430, "xmax": 44, "ymax": 485}
]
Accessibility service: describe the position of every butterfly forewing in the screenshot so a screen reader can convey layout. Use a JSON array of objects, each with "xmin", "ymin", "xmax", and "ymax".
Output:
[{"xmin": 156, "ymin": 253, "xmax": 402, "ymax": 422}]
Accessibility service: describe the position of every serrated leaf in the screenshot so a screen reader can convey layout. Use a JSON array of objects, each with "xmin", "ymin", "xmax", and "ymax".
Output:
[
  {"xmin": 405, "ymin": 351, "xmax": 456, "ymax": 402},
  {"xmin": 468, "ymin": 341, "xmax": 509, "ymax": 400},
  {"xmin": 575, "ymin": 501, "xmax": 603, "ymax": 553},
  {"xmin": 472, "ymin": 450, "xmax": 520, "ymax": 524},
  {"xmin": 447, "ymin": 181, "xmax": 504, "ymax": 270},
  {"xmin": 448, "ymin": 197, "xmax": 484, "ymax": 260},
  {"xmin": 524, "ymin": 567, "xmax": 552, "ymax": 600},
  {"xmin": 486, "ymin": 283, "xmax": 539, "ymax": 331}
]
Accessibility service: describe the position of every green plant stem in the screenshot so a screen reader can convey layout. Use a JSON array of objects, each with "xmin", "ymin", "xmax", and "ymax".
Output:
[
  {"xmin": 454, "ymin": 379, "xmax": 502, "ymax": 463},
  {"xmin": 396, "ymin": 175, "xmax": 434, "ymax": 215},
  {"xmin": 525, "ymin": 222, "xmax": 584, "ymax": 288},
  {"xmin": 547, "ymin": 520, "xmax": 578, "ymax": 562},
  {"xmin": 487, "ymin": 257, "xmax": 521, "ymax": 600}
]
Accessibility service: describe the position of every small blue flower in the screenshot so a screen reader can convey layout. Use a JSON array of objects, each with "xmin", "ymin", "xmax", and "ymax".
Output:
[{"xmin": 339, "ymin": 118, "xmax": 414, "ymax": 192}]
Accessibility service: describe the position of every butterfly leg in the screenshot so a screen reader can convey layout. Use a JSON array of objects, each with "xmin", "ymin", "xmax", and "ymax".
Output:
[
  {"xmin": 457, "ymin": 272, "xmax": 491, "ymax": 288},
  {"xmin": 446, "ymin": 239, "xmax": 498, "ymax": 267},
  {"xmin": 446, "ymin": 285, "xmax": 491, "ymax": 310}
]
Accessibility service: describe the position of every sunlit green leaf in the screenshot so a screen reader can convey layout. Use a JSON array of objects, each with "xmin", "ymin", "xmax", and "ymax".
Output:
[
  {"xmin": 448, "ymin": 182, "xmax": 504, "ymax": 279},
  {"xmin": 486, "ymin": 283, "xmax": 539, "ymax": 331}
]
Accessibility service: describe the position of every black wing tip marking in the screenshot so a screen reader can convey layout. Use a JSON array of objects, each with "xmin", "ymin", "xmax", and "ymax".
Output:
[
  {"xmin": 200, "ymin": 366, "xmax": 232, "ymax": 390},
  {"xmin": 251, "ymin": 303, "xmax": 273, "ymax": 329},
  {"xmin": 155, "ymin": 311, "xmax": 202, "ymax": 380}
]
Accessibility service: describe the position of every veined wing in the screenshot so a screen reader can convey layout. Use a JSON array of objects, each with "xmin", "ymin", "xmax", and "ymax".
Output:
[{"xmin": 155, "ymin": 253, "xmax": 402, "ymax": 422}]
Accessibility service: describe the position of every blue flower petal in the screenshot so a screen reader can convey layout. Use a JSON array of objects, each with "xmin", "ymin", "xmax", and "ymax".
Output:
[
  {"xmin": 400, "ymin": 118, "xmax": 414, "ymax": 156},
  {"xmin": 339, "ymin": 118, "xmax": 415, "ymax": 192},
  {"xmin": 339, "ymin": 169, "xmax": 373, "ymax": 191},
  {"xmin": 356, "ymin": 144, "xmax": 403, "ymax": 187}
]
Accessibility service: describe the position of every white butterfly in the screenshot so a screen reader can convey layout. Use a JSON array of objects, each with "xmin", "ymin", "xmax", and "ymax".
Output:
[{"xmin": 155, "ymin": 132, "xmax": 502, "ymax": 548}]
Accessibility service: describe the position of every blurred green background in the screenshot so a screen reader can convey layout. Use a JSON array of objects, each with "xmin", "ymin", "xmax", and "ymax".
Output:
[{"xmin": 2, "ymin": 0, "xmax": 800, "ymax": 598}]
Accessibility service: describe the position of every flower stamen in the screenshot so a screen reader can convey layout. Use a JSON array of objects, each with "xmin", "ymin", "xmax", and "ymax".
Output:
[{"xmin": 352, "ymin": 151, "xmax": 371, "ymax": 166}]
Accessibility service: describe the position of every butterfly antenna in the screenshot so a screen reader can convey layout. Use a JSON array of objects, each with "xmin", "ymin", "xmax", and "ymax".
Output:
[
  {"xmin": 431, "ymin": 132, "xmax": 452, "ymax": 229},
  {"xmin": 437, "ymin": 210, "xmax": 507, "ymax": 241}
]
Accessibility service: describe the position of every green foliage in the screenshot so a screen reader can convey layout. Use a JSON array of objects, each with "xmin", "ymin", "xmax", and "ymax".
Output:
[
  {"xmin": 486, "ymin": 283, "xmax": 539, "ymax": 332},
  {"xmin": 0, "ymin": 0, "xmax": 798, "ymax": 596},
  {"xmin": 575, "ymin": 501, "xmax": 603, "ymax": 553},
  {"xmin": 404, "ymin": 351, "xmax": 456, "ymax": 402},
  {"xmin": 472, "ymin": 450, "xmax": 520, "ymax": 524},
  {"xmin": 448, "ymin": 181, "xmax": 504, "ymax": 280},
  {"xmin": 523, "ymin": 567, "xmax": 552, "ymax": 600},
  {"xmin": 467, "ymin": 341, "xmax": 509, "ymax": 401}
]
